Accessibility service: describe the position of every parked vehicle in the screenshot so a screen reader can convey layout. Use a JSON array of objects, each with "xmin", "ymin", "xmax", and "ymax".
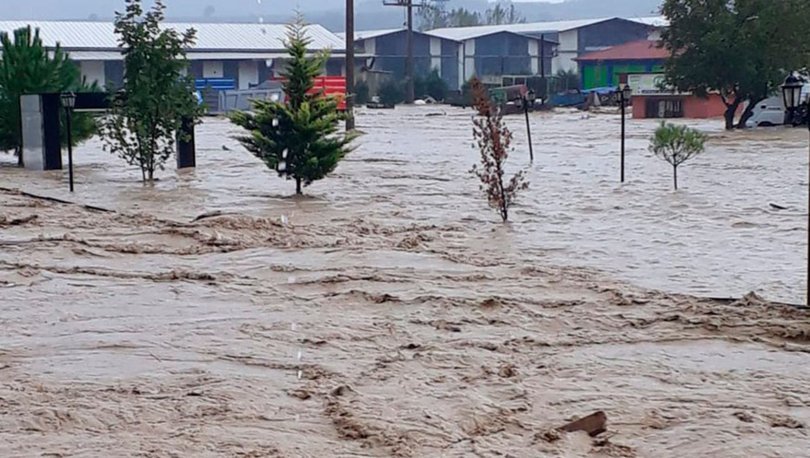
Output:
[
  {"xmin": 746, "ymin": 83, "xmax": 810, "ymax": 127},
  {"xmin": 745, "ymin": 96, "xmax": 786, "ymax": 127}
]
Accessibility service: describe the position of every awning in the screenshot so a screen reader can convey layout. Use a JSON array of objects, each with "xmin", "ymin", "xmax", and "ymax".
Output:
[{"xmin": 63, "ymin": 51, "xmax": 361, "ymax": 61}]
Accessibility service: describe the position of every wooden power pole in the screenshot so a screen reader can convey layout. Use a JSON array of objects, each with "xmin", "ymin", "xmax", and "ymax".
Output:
[
  {"xmin": 385, "ymin": 0, "xmax": 425, "ymax": 104},
  {"xmin": 345, "ymin": 0, "xmax": 355, "ymax": 130}
]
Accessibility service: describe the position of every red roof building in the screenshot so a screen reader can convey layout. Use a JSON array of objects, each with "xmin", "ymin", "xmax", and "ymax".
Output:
[
  {"xmin": 577, "ymin": 40, "xmax": 734, "ymax": 119},
  {"xmin": 576, "ymin": 40, "xmax": 667, "ymax": 89}
]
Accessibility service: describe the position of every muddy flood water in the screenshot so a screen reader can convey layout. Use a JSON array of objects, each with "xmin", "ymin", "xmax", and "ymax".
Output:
[{"xmin": 1, "ymin": 106, "xmax": 809, "ymax": 457}]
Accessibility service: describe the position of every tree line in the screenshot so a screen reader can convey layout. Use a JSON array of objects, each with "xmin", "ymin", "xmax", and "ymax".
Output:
[{"xmin": 418, "ymin": 0, "xmax": 526, "ymax": 30}]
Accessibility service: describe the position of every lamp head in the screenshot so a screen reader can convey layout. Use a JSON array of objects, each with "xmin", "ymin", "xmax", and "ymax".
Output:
[
  {"xmin": 61, "ymin": 92, "xmax": 76, "ymax": 109},
  {"xmin": 782, "ymin": 73, "xmax": 804, "ymax": 110}
]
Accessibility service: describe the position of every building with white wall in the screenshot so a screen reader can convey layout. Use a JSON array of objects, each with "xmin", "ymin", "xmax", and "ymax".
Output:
[
  {"xmin": 346, "ymin": 29, "xmax": 462, "ymax": 90},
  {"xmin": 430, "ymin": 17, "xmax": 659, "ymax": 76},
  {"xmin": 394, "ymin": 28, "xmax": 556, "ymax": 89},
  {"xmin": 0, "ymin": 21, "xmax": 346, "ymax": 90}
]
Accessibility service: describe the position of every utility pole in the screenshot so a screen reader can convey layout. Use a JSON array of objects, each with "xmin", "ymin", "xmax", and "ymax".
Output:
[
  {"xmin": 345, "ymin": 0, "xmax": 355, "ymax": 130},
  {"xmin": 406, "ymin": 1, "xmax": 414, "ymax": 103},
  {"xmin": 539, "ymin": 34, "xmax": 546, "ymax": 101},
  {"xmin": 385, "ymin": 0, "xmax": 425, "ymax": 104}
]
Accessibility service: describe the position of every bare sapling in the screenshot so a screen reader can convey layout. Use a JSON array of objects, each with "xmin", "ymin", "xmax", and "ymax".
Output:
[{"xmin": 469, "ymin": 78, "xmax": 529, "ymax": 222}]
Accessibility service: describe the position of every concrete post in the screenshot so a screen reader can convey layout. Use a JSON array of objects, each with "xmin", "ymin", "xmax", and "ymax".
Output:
[
  {"xmin": 20, "ymin": 95, "xmax": 44, "ymax": 170},
  {"xmin": 21, "ymin": 94, "xmax": 62, "ymax": 171}
]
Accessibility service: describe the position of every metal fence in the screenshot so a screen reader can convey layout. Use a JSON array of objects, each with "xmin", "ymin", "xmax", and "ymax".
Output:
[{"xmin": 216, "ymin": 88, "xmax": 285, "ymax": 114}]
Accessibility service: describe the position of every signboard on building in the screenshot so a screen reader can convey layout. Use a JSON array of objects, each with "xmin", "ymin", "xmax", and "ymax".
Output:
[{"xmin": 627, "ymin": 73, "xmax": 689, "ymax": 96}]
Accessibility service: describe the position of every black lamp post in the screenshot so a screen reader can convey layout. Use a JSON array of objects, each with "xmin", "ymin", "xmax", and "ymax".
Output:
[
  {"xmin": 781, "ymin": 73, "xmax": 809, "ymax": 305},
  {"xmin": 524, "ymin": 89, "xmax": 536, "ymax": 162},
  {"xmin": 61, "ymin": 92, "xmax": 76, "ymax": 193},
  {"xmin": 617, "ymin": 82, "xmax": 633, "ymax": 183}
]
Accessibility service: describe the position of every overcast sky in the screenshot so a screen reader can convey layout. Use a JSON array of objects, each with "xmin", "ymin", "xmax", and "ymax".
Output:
[
  {"xmin": 0, "ymin": 0, "xmax": 658, "ymax": 20},
  {"xmin": 0, "ymin": 1, "xmax": 662, "ymax": 31}
]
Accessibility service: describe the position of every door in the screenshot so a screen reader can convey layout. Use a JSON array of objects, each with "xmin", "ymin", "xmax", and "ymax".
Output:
[{"xmin": 238, "ymin": 61, "xmax": 259, "ymax": 89}]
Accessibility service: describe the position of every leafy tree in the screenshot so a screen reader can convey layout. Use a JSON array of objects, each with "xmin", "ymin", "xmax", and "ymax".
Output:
[
  {"xmin": 550, "ymin": 69, "xmax": 581, "ymax": 93},
  {"xmin": 417, "ymin": 0, "xmax": 450, "ymax": 31},
  {"xmin": 422, "ymin": 6, "xmax": 482, "ymax": 29},
  {"xmin": 0, "ymin": 26, "xmax": 98, "ymax": 166},
  {"xmin": 230, "ymin": 16, "xmax": 354, "ymax": 195},
  {"xmin": 661, "ymin": 0, "xmax": 810, "ymax": 130},
  {"xmin": 100, "ymin": 0, "xmax": 201, "ymax": 183},
  {"xmin": 649, "ymin": 122, "xmax": 706, "ymax": 190},
  {"xmin": 447, "ymin": 8, "xmax": 482, "ymax": 27},
  {"xmin": 469, "ymin": 78, "xmax": 528, "ymax": 222},
  {"xmin": 485, "ymin": 1, "xmax": 526, "ymax": 26},
  {"xmin": 419, "ymin": 1, "xmax": 524, "ymax": 29}
]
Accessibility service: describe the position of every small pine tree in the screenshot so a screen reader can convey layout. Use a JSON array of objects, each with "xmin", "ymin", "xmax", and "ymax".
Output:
[
  {"xmin": 0, "ymin": 26, "xmax": 98, "ymax": 166},
  {"xmin": 100, "ymin": 0, "xmax": 201, "ymax": 183},
  {"xmin": 415, "ymin": 68, "xmax": 449, "ymax": 101},
  {"xmin": 469, "ymin": 78, "xmax": 528, "ymax": 222},
  {"xmin": 378, "ymin": 78, "xmax": 405, "ymax": 107},
  {"xmin": 649, "ymin": 122, "xmax": 707, "ymax": 190},
  {"xmin": 231, "ymin": 16, "xmax": 354, "ymax": 195}
]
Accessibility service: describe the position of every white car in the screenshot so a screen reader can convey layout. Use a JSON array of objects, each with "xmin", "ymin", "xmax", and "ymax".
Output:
[{"xmin": 746, "ymin": 83, "xmax": 810, "ymax": 127}]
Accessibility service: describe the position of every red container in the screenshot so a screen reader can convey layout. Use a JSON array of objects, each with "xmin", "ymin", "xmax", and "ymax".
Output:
[{"xmin": 272, "ymin": 76, "xmax": 347, "ymax": 111}]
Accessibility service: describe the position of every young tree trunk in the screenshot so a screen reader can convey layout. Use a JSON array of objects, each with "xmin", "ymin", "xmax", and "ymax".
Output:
[
  {"xmin": 296, "ymin": 177, "xmax": 303, "ymax": 195},
  {"xmin": 736, "ymin": 99, "xmax": 755, "ymax": 129},
  {"xmin": 16, "ymin": 146, "xmax": 22, "ymax": 167},
  {"xmin": 723, "ymin": 99, "xmax": 741, "ymax": 130},
  {"xmin": 673, "ymin": 165, "xmax": 678, "ymax": 191},
  {"xmin": 499, "ymin": 184, "xmax": 508, "ymax": 222}
]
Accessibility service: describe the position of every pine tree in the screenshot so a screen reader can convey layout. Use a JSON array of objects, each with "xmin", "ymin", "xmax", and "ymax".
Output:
[
  {"xmin": 231, "ymin": 16, "xmax": 354, "ymax": 195},
  {"xmin": 0, "ymin": 26, "xmax": 98, "ymax": 166}
]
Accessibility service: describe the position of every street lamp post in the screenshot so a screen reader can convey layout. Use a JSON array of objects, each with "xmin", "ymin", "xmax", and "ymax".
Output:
[
  {"xmin": 61, "ymin": 92, "xmax": 76, "ymax": 193},
  {"xmin": 523, "ymin": 89, "xmax": 536, "ymax": 162},
  {"xmin": 617, "ymin": 83, "xmax": 632, "ymax": 183},
  {"xmin": 782, "ymin": 73, "xmax": 809, "ymax": 305},
  {"xmin": 345, "ymin": 0, "xmax": 355, "ymax": 131}
]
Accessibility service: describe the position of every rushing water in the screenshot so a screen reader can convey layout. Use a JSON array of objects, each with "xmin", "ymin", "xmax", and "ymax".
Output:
[
  {"xmin": 2, "ymin": 106, "xmax": 810, "ymax": 457},
  {"xmin": 2, "ymin": 106, "xmax": 807, "ymax": 303}
]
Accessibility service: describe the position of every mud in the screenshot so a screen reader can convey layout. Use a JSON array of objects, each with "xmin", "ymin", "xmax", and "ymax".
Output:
[{"xmin": 0, "ymin": 107, "xmax": 809, "ymax": 457}]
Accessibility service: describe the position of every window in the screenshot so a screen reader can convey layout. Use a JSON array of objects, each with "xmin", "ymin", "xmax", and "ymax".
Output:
[{"xmin": 645, "ymin": 97, "xmax": 683, "ymax": 118}]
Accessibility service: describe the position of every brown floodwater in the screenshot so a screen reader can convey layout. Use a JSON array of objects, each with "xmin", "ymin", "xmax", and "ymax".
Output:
[
  {"xmin": 1, "ymin": 106, "xmax": 809, "ymax": 457},
  {"xmin": 3, "ymin": 106, "xmax": 808, "ymax": 303}
]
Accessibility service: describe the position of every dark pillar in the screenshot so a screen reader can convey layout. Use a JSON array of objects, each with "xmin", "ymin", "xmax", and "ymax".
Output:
[
  {"xmin": 524, "ymin": 97, "xmax": 534, "ymax": 162},
  {"xmin": 177, "ymin": 118, "xmax": 196, "ymax": 169},
  {"xmin": 42, "ymin": 93, "xmax": 62, "ymax": 171},
  {"xmin": 620, "ymin": 93, "xmax": 626, "ymax": 183},
  {"xmin": 405, "ymin": 0, "xmax": 415, "ymax": 104}
]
